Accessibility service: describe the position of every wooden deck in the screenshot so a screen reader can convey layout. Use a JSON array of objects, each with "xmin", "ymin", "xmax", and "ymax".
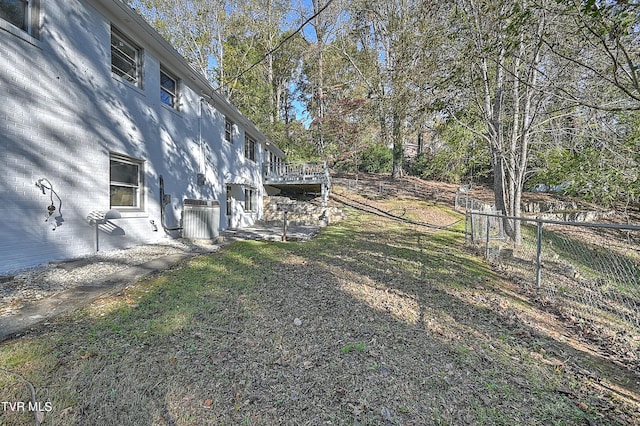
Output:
[
  {"xmin": 263, "ymin": 162, "xmax": 331, "ymax": 205},
  {"xmin": 263, "ymin": 162, "xmax": 330, "ymax": 185}
]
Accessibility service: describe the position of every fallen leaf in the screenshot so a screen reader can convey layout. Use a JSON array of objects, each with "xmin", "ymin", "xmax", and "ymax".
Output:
[{"xmin": 59, "ymin": 406, "xmax": 74, "ymax": 417}]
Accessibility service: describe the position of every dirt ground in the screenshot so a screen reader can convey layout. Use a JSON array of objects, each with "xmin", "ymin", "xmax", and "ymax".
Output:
[
  {"xmin": 334, "ymin": 172, "xmax": 639, "ymax": 223},
  {"xmin": 330, "ymin": 174, "xmax": 640, "ymax": 421}
]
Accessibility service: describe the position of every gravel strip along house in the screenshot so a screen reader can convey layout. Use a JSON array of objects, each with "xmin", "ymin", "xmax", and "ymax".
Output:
[{"xmin": 0, "ymin": 0, "xmax": 301, "ymax": 274}]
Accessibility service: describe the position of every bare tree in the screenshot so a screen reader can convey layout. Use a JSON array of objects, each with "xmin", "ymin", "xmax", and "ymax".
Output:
[
  {"xmin": 448, "ymin": 0, "xmax": 557, "ymax": 242},
  {"xmin": 132, "ymin": 0, "xmax": 229, "ymax": 87},
  {"xmin": 543, "ymin": 0, "xmax": 640, "ymax": 111}
]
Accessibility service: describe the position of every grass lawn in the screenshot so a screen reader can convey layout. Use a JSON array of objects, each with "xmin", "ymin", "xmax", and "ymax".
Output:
[{"xmin": 1, "ymin": 196, "xmax": 638, "ymax": 425}]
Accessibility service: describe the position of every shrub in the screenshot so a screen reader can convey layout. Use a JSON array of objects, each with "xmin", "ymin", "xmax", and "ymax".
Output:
[{"xmin": 359, "ymin": 144, "xmax": 393, "ymax": 174}]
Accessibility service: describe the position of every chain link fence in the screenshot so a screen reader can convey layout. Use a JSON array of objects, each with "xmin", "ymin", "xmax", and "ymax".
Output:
[
  {"xmin": 455, "ymin": 188, "xmax": 493, "ymax": 212},
  {"xmin": 340, "ymin": 180, "xmax": 640, "ymax": 358},
  {"xmin": 466, "ymin": 205, "xmax": 640, "ymax": 356}
]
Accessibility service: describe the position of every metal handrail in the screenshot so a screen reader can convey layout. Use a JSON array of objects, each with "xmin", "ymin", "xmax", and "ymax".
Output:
[{"xmin": 468, "ymin": 209, "xmax": 640, "ymax": 231}]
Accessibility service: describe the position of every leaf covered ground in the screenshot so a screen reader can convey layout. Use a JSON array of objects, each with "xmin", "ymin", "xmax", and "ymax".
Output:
[{"xmin": 1, "ymin": 186, "xmax": 639, "ymax": 425}]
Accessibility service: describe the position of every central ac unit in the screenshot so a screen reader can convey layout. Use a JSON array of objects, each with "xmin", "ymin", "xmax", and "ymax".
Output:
[{"xmin": 182, "ymin": 199, "xmax": 220, "ymax": 239}]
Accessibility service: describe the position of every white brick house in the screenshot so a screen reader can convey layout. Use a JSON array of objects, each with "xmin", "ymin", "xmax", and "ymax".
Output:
[{"xmin": 0, "ymin": 0, "xmax": 285, "ymax": 273}]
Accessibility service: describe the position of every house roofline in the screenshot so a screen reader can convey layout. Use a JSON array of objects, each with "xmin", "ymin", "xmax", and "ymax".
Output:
[{"xmin": 93, "ymin": 0, "xmax": 284, "ymax": 158}]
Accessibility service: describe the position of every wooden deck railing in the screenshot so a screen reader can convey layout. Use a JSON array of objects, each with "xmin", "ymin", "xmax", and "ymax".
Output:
[{"xmin": 263, "ymin": 161, "xmax": 330, "ymax": 185}]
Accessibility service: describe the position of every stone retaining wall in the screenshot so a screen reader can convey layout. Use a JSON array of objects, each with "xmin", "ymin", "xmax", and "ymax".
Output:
[
  {"xmin": 262, "ymin": 196, "xmax": 346, "ymax": 226},
  {"xmin": 522, "ymin": 200, "xmax": 614, "ymax": 222}
]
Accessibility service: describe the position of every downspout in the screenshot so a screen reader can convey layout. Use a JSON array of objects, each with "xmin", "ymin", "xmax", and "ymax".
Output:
[
  {"xmin": 197, "ymin": 97, "xmax": 206, "ymax": 185},
  {"xmin": 159, "ymin": 175, "xmax": 182, "ymax": 232},
  {"xmin": 199, "ymin": 97, "xmax": 204, "ymax": 174}
]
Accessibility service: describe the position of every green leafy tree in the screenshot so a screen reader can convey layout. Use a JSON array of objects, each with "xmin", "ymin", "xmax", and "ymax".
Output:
[
  {"xmin": 530, "ymin": 109, "xmax": 640, "ymax": 213},
  {"xmin": 359, "ymin": 144, "xmax": 393, "ymax": 173},
  {"xmin": 545, "ymin": 0, "xmax": 640, "ymax": 111},
  {"xmin": 347, "ymin": 0, "xmax": 441, "ymax": 178},
  {"xmin": 409, "ymin": 118, "xmax": 490, "ymax": 184}
]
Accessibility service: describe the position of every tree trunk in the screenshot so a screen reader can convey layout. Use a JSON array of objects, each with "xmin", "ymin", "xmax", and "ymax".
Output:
[
  {"xmin": 392, "ymin": 111, "xmax": 404, "ymax": 178},
  {"xmin": 312, "ymin": 0, "xmax": 326, "ymax": 156},
  {"xmin": 268, "ymin": 52, "xmax": 275, "ymax": 124}
]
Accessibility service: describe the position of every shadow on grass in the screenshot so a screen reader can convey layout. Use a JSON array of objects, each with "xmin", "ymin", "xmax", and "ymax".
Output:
[
  {"xmin": 487, "ymin": 221, "xmax": 640, "ymax": 367},
  {"xmin": 299, "ymin": 207, "xmax": 640, "ymax": 401},
  {"xmin": 0, "ymin": 207, "xmax": 638, "ymax": 425}
]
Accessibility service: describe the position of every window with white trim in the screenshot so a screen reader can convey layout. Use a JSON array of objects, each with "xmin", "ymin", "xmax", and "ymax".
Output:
[
  {"xmin": 110, "ymin": 153, "xmax": 144, "ymax": 210},
  {"xmin": 244, "ymin": 134, "xmax": 256, "ymax": 162},
  {"xmin": 225, "ymin": 118, "xmax": 233, "ymax": 143},
  {"xmin": 160, "ymin": 68, "xmax": 178, "ymax": 108},
  {"xmin": 244, "ymin": 187, "xmax": 256, "ymax": 212},
  {"xmin": 111, "ymin": 26, "xmax": 142, "ymax": 87},
  {"xmin": 0, "ymin": 0, "xmax": 39, "ymax": 37}
]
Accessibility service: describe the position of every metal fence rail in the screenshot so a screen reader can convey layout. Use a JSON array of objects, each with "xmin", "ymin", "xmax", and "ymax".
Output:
[
  {"xmin": 466, "ymin": 210, "xmax": 640, "ymax": 342},
  {"xmin": 455, "ymin": 189, "xmax": 493, "ymax": 211}
]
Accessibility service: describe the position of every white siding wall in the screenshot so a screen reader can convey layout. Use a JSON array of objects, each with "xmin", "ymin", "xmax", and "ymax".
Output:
[{"xmin": 0, "ymin": 0, "xmax": 269, "ymax": 273}]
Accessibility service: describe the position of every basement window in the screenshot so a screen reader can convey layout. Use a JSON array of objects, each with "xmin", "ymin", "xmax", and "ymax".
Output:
[{"xmin": 110, "ymin": 153, "xmax": 145, "ymax": 210}]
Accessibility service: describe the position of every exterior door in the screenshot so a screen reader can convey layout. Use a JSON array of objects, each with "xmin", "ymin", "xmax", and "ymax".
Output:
[{"xmin": 226, "ymin": 184, "xmax": 233, "ymax": 227}]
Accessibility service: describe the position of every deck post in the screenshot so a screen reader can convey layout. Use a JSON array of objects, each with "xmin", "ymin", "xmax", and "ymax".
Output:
[
  {"xmin": 321, "ymin": 183, "xmax": 326, "ymax": 207},
  {"xmin": 282, "ymin": 211, "xmax": 288, "ymax": 241}
]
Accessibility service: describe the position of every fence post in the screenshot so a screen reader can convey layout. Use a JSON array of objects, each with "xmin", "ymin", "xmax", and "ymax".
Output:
[
  {"xmin": 536, "ymin": 220, "xmax": 543, "ymax": 289},
  {"xmin": 470, "ymin": 211, "xmax": 475, "ymax": 243},
  {"xmin": 485, "ymin": 215, "xmax": 491, "ymax": 259},
  {"xmin": 465, "ymin": 211, "xmax": 469, "ymax": 243}
]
